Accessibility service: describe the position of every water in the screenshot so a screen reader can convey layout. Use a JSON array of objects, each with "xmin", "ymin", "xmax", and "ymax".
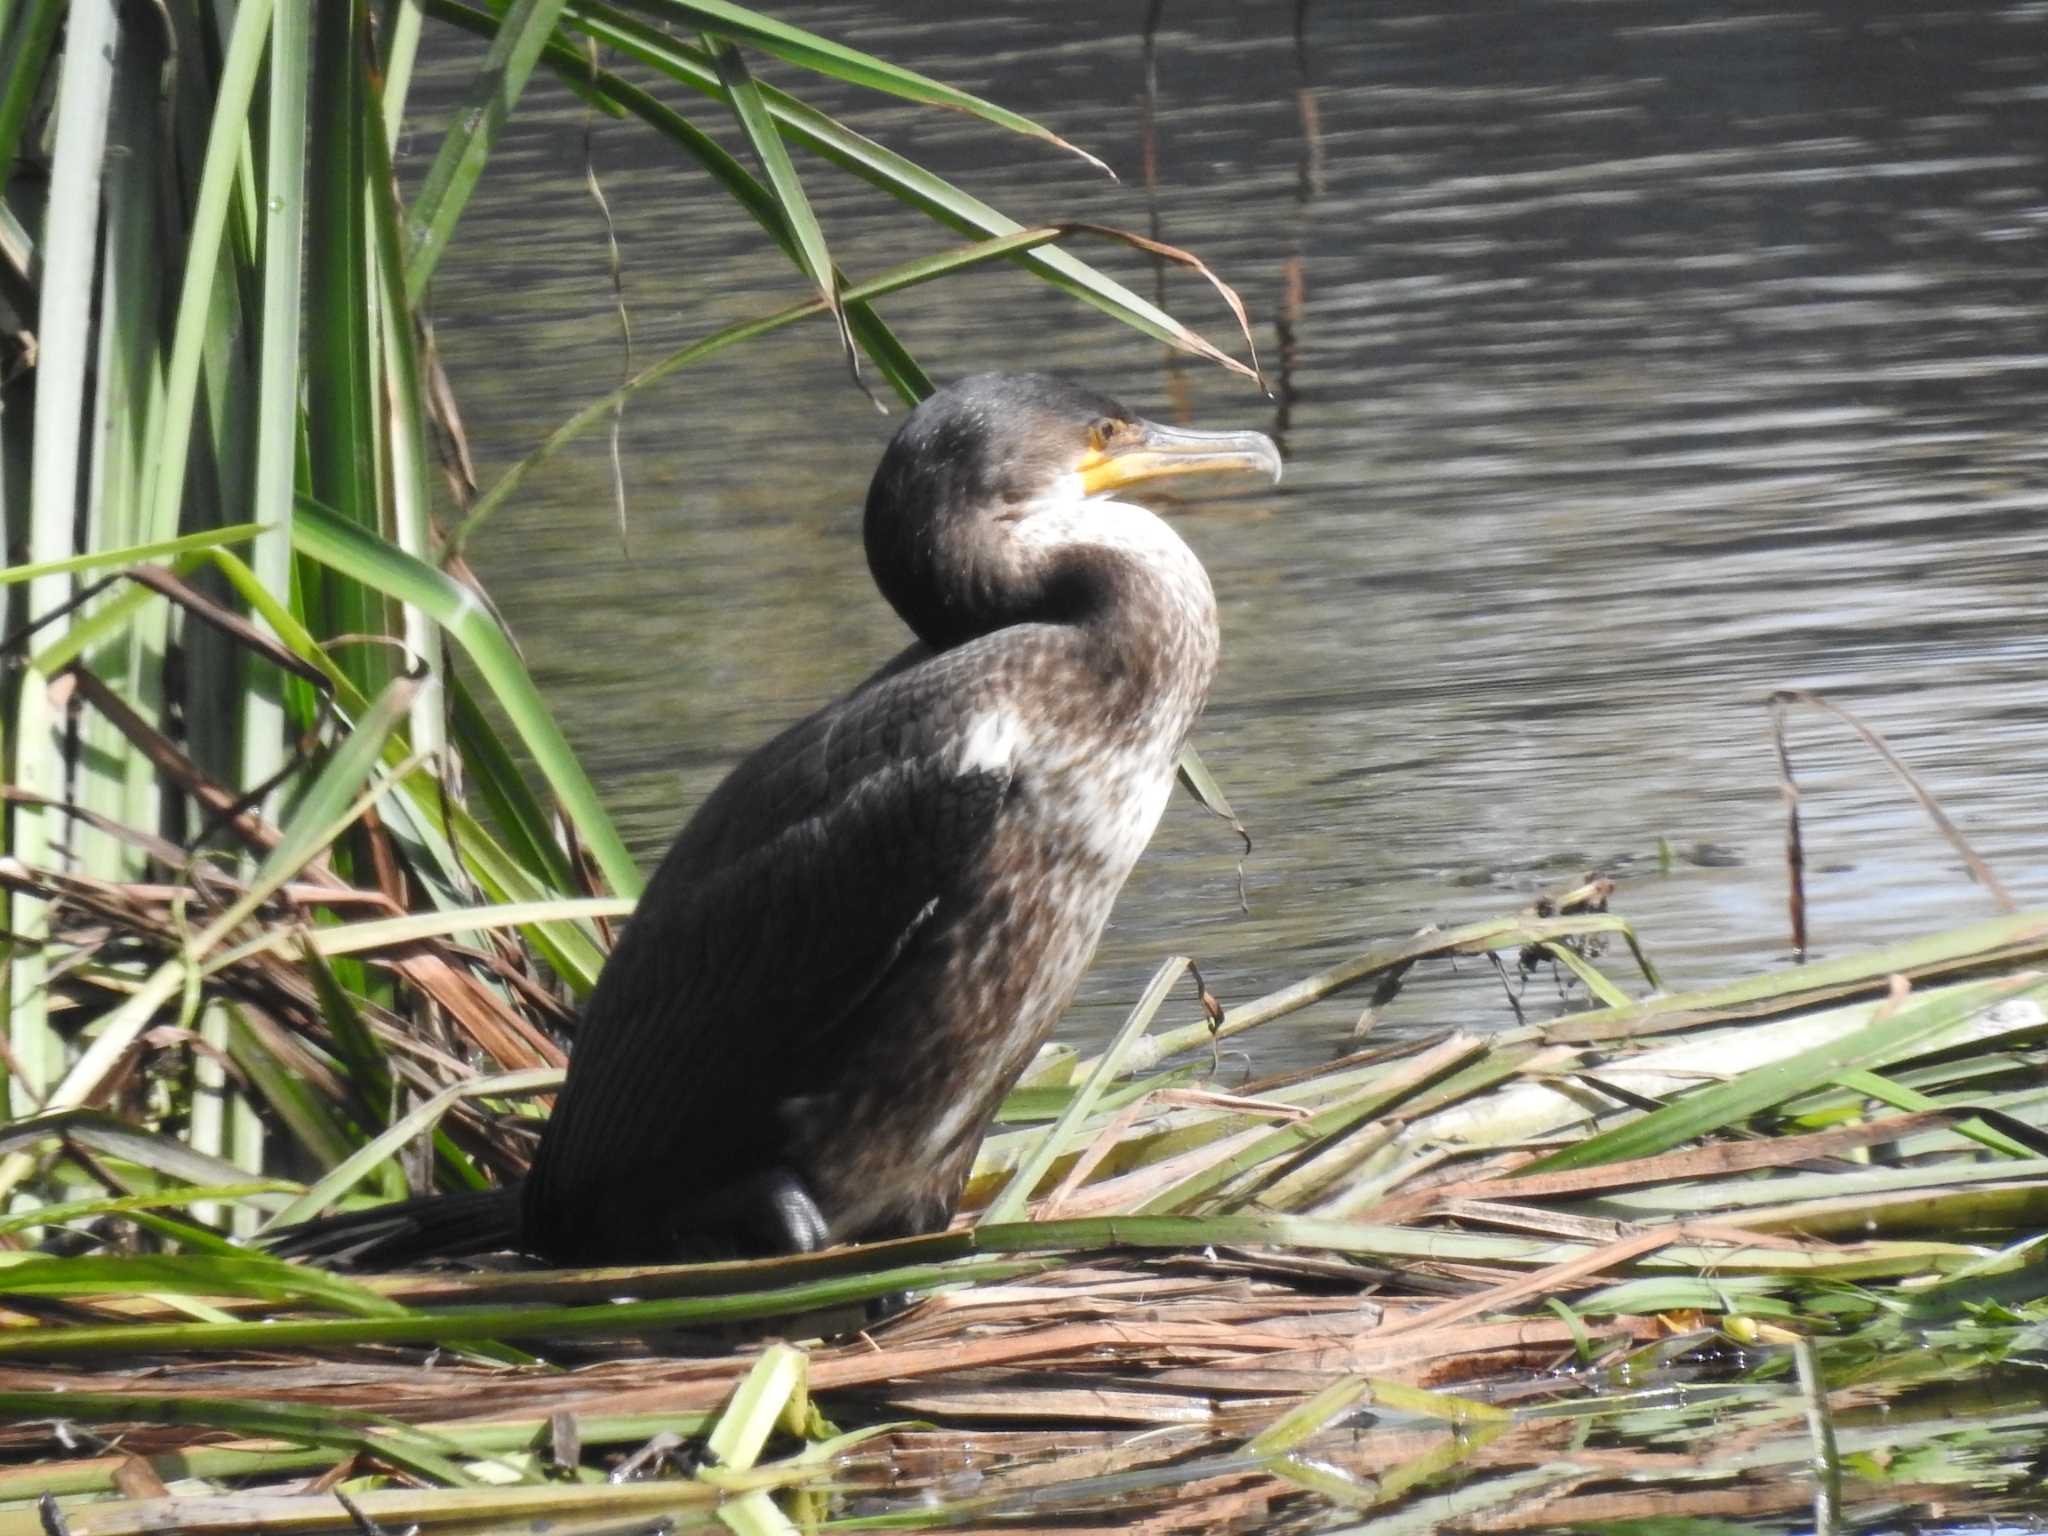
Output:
[{"xmin": 422, "ymin": 0, "xmax": 2048, "ymax": 1069}]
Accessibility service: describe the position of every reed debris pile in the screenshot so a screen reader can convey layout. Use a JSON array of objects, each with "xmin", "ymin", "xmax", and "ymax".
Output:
[{"xmin": 5, "ymin": 868, "xmax": 2046, "ymax": 1532}]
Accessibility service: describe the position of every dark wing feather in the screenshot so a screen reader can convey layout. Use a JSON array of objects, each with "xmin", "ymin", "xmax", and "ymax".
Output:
[{"xmin": 521, "ymin": 643, "xmax": 1011, "ymax": 1261}]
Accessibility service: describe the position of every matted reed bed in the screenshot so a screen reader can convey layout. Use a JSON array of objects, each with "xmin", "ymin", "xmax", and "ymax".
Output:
[{"xmin": 4, "ymin": 869, "xmax": 2045, "ymax": 1534}]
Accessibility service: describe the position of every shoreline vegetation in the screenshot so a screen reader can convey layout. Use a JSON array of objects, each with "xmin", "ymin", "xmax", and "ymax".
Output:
[
  {"xmin": 3, "ymin": 891, "xmax": 2047, "ymax": 1532},
  {"xmin": 5, "ymin": 3, "xmax": 2045, "ymax": 1532}
]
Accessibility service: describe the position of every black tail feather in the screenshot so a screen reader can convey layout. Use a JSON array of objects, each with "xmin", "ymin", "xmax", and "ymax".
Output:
[{"xmin": 264, "ymin": 1188, "xmax": 524, "ymax": 1268}]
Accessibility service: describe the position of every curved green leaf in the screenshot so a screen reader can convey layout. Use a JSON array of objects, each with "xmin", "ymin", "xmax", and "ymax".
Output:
[
  {"xmin": 611, "ymin": 0, "xmax": 1111, "ymax": 174},
  {"xmin": 405, "ymin": 0, "xmax": 573, "ymax": 299},
  {"xmin": 423, "ymin": 0, "xmax": 929, "ymax": 405},
  {"xmin": 206, "ymin": 547, "xmax": 611, "ymax": 990},
  {"xmin": 450, "ymin": 225, "xmax": 1070, "ymax": 549},
  {"xmin": 706, "ymin": 35, "xmax": 855, "ymax": 372},
  {"xmin": 560, "ymin": 8, "xmax": 1256, "ymax": 377},
  {"xmin": 0, "ymin": 524, "xmax": 266, "ymax": 587},
  {"xmin": 289, "ymin": 497, "xmax": 644, "ymax": 900}
]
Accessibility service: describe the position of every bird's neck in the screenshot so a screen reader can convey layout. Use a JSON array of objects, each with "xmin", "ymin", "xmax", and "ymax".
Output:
[
  {"xmin": 874, "ymin": 492, "xmax": 1219, "ymax": 716},
  {"xmin": 1017, "ymin": 496, "xmax": 1220, "ymax": 712}
]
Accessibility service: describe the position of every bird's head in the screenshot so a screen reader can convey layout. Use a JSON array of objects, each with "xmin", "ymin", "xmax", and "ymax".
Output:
[{"xmin": 864, "ymin": 373, "xmax": 1281, "ymax": 648}]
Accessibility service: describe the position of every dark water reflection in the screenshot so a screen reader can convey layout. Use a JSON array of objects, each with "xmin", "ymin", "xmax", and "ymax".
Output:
[{"xmin": 427, "ymin": 0, "xmax": 2048, "ymax": 1068}]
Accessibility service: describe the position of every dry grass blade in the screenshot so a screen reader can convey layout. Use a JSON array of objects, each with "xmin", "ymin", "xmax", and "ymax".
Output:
[
  {"xmin": 1542, "ymin": 908, "xmax": 2048, "ymax": 1044},
  {"xmin": 1358, "ymin": 1108, "xmax": 1974, "ymax": 1224},
  {"xmin": 1372, "ymin": 1225, "xmax": 1686, "ymax": 1339},
  {"xmin": 1057, "ymin": 221, "xmax": 1269, "ymax": 392},
  {"xmin": 61, "ymin": 669, "xmax": 283, "ymax": 855},
  {"xmin": 116, "ymin": 565, "xmax": 332, "ymax": 690}
]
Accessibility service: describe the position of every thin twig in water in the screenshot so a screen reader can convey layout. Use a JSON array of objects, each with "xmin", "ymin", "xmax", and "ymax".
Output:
[
  {"xmin": 1486, "ymin": 950, "xmax": 1527, "ymax": 1024},
  {"xmin": 582, "ymin": 40, "xmax": 635, "ymax": 556},
  {"xmin": 1769, "ymin": 688, "xmax": 2016, "ymax": 914},
  {"xmin": 1768, "ymin": 695, "xmax": 1809, "ymax": 961},
  {"xmin": 1137, "ymin": 0, "xmax": 1187, "ymax": 404},
  {"xmin": 1186, "ymin": 957, "xmax": 1227, "ymax": 1076}
]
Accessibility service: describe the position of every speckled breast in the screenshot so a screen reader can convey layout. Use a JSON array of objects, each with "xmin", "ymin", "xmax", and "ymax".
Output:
[{"xmin": 803, "ymin": 566, "xmax": 1219, "ymax": 1243}]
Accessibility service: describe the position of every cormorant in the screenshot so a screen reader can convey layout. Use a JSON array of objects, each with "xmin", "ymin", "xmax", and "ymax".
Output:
[{"xmin": 273, "ymin": 373, "xmax": 1281, "ymax": 1267}]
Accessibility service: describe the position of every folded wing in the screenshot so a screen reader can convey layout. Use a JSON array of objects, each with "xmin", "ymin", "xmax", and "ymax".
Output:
[{"xmin": 522, "ymin": 647, "xmax": 1016, "ymax": 1262}]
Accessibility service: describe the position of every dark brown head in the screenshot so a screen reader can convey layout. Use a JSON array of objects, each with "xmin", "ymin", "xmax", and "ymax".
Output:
[{"xmin": 863, "ymin": 373, "xmax": 1281, "ymax": 650}]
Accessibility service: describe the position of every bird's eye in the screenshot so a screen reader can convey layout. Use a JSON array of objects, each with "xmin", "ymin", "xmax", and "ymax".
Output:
[{"xmin": 1086, "ymin": 417, "xmax": 1119, "ymax": 453}]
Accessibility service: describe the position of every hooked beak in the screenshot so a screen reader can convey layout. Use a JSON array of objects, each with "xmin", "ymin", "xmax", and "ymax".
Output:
[{"xmin": 1076, "ymin": 419, "xmax": 1284, "ymax": 499}]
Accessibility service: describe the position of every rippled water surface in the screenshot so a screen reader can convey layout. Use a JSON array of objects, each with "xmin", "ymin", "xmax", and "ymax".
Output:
[{"xmin": 423, "ymin": 0, "xmax": 2048, "ymax": 1066}]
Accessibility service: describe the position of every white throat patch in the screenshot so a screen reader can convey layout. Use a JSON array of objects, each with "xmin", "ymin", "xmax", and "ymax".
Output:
[{"xmin": 1012, "ymin": 486, "xmax": 1217, "ymax": 617}]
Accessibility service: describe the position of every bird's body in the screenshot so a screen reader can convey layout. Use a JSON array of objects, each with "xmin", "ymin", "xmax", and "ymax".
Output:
[{"xmin": 273, "ymin": 373, "xmax": 1278, "ymax": 1268}]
